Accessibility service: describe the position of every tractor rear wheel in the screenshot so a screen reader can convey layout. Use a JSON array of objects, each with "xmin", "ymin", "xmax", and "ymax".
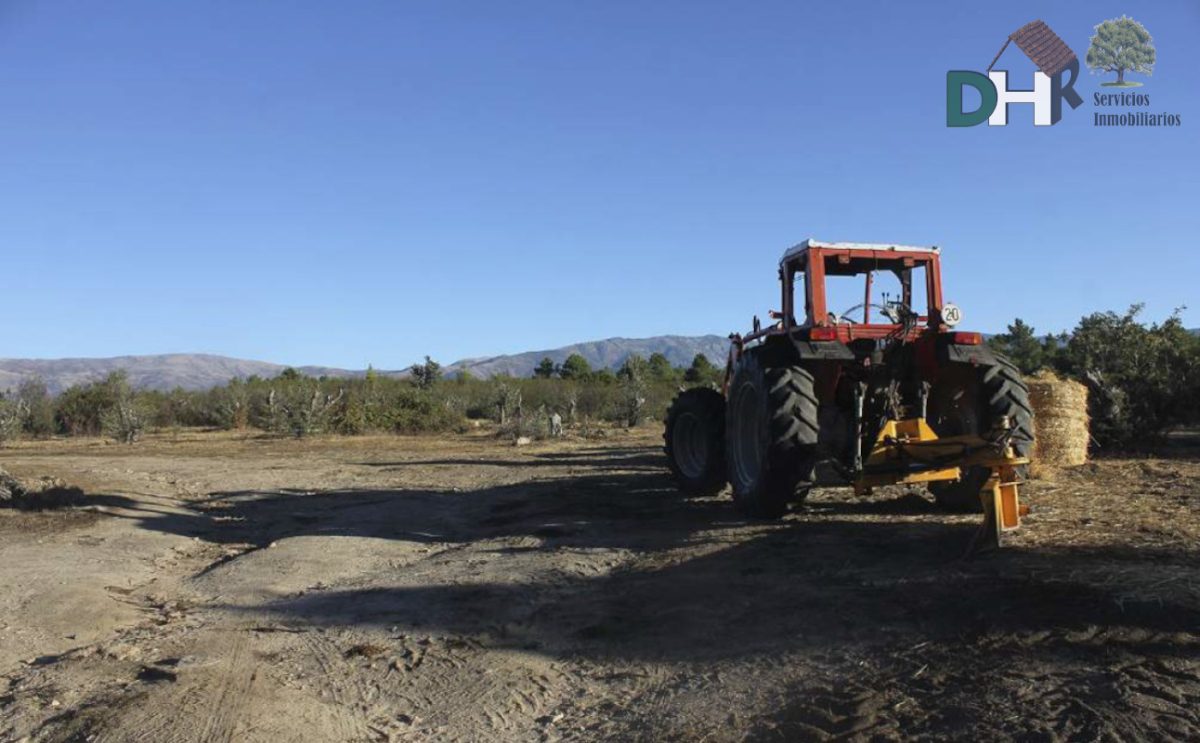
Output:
[
  {"xmin": 927, "ymin": 355, "xmax": 1034, "ymax": 512},
  {"xmin": 725, "ymin": 354, "xmax": 819, "ymax": 519},
  {"xmin": 663, "ymin": 387, "xmax": 727, "ymax": 497}
]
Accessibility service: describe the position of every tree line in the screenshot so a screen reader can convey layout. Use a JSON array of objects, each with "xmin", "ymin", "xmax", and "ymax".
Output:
[
  {"xmin": 988, "ymin": 305, "xmax": 1200, "ymax": 447},
  {"xmin": 0, "ymin": 352, "xmax": 724, "ymax": 444},
  {"xmin": 3, "ymin": 305, "xmax": 1195, "ymax": 450}
]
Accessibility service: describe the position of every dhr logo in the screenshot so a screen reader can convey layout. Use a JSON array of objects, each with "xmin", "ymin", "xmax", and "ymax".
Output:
[{"xmin": 947, "ymin": 20, "xmax": 1084, "ymax": 126}]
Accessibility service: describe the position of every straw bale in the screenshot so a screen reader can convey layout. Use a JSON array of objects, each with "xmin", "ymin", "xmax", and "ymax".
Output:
[{"xmin": 1026, "ymin": 370, "xmax": 1089, "ymax": 474}]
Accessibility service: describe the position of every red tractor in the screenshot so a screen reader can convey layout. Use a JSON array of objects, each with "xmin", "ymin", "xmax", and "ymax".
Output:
[{"xmin": 664, "ymin": 240, "xmax": 1034, "ymax": 531}]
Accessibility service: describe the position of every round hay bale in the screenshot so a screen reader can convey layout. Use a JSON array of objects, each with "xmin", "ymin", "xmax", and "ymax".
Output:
[{"xmin": 1026, "ymin": 370, "xmax": 1089, "ymax": 475}]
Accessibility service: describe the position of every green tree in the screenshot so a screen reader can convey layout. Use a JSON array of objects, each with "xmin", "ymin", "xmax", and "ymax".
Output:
[
  {"xmin": 559, "ymin": 353, "xmax": 593, "ymax": 381},
  {"xmin": 98, "ymin": 371, "xmax": 150, "ymax": 443},
  {"xmin": 684, "ymin": 353, "xmax": 720, "ymax": 385},
  {"xmin": 56, "ymin": 385, "xmax": 99, "ymax": 436},
  {"xmin": 1040, "ymin": 332, "xmax": 1068, "ymax": 371},
  {"xmin": 646, "ymin": 352, "xmax": 675, "ymax": 382},
  {"xmin": 210, "ymin": 377, "xmax": 251, "ymax": 430},
  {"xmin": 17, "ymin": 377, "xmax": 55, "ymax": 437},
  {"xmin": 533, "ymin": 356, "xmax": 556, "ymax": 379},
  {"xmin": 1056, "ymin": 305, "xmax": 1198, "ymax": 445},
  {"xmin": 492, "ymin": 377, "xmax": 519, "ymax": 424},
  {"xmin": 410, "ymin": 356, "xmax": 442, "ymax": 389},
  {"xmin": 0, "ymin": 393, "xmax": 27, "ymax": 444},
  {"xmin": 259, "ymin": 377, "xmax": 345, "ymax": 438},
  {"xmin": 151, "ymin": 386, "xmax": 192, "ymax": 432},
  {"xmin": 617, "ymin": 354, "xmax": 646, "ymax": 381},
  {"xmin": 618, "ymin": 358, "xmax": 648, "ymax": 427},
  {"xmin": 55, "ymin": 371, "xmax": 130, "ymax": 436},
  {"xmin": 988, "ymin": 319, "xmax": 1045, "ymax": 375},
  {"xmin": 1086, "ymin": 16, "xmax": 1155, "ymax": 85}
]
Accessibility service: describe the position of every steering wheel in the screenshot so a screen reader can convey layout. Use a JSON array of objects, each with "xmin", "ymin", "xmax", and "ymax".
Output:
[{"xmin": 830, "ymin": 302, "xmax": 899, "ymax": 324}]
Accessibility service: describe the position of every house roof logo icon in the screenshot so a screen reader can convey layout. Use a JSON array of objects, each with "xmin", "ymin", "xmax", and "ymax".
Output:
[{"xmin": 986, "ymin": 20, "xmax": 1078, "ymax": 78}]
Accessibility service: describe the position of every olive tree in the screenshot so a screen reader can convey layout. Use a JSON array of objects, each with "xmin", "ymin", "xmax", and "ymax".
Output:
[
  {"xmin": 17, "ymin": 377, "xmax": 55, "ymax": 438},
  {"xmin": 99, "ymin": 372, "xmax": 150, "ymax": 443},
  {"xmin": 0, "ymin": 394, "xmax": 28, "ymax": 445}
]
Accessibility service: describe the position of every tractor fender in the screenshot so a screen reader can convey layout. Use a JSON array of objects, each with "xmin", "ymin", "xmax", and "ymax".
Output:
[
  {"xmin": 940, "ymin": 339, "xmax": 999, "ymax": 368},
  {"xmin": 789, "ymin": 338, "xmax": 857, "ymax": 362}
]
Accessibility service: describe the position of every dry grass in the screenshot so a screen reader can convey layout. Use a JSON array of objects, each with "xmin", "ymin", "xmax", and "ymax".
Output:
[{"xmin": 1020, "ymin": 458, "xmax": 1200, "ymax": 608}]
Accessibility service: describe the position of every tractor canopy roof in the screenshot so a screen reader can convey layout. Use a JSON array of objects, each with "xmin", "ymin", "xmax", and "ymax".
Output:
[{"xmin": 781, "ymin": 240, "xmax": 940, "ymax": 267}]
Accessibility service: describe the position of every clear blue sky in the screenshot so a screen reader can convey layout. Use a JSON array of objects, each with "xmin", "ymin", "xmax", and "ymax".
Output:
[{"xmin": 2, "ymin": 1, "xmax": 1197, "ymax": 369}]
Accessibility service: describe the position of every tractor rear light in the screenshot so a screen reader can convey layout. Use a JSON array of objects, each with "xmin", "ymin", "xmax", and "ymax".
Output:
[
  {"xmin": 809, "ymin": 327, "xmax": 838, "ymax": 341},
  {"xmin": 950, "ymin": 332, "xmax": 982, "ymax": 345}
]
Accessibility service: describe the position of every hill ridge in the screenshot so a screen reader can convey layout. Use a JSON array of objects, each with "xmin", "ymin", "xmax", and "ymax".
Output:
[{"xmin": 0, "ymin": 335, "xmax": 732, "ymax": 393}]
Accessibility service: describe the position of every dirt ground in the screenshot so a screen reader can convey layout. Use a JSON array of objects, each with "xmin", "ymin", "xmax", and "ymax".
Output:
[{"xmin": 2, "ymin": 429, "xmax": 1199, "ymax": 742}]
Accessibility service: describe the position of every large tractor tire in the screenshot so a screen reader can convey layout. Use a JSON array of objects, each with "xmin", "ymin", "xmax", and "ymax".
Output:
[
  {"xmin": 927, "ymin": 355, "xmax": 1034, "ymax": 512},
  {"xmin": 663, "ymin": 387, "xmax": 728, "ymax": 497},
  {"xmin": 725, "ymin": 354, "xmax": 819, "ymax": 519}
]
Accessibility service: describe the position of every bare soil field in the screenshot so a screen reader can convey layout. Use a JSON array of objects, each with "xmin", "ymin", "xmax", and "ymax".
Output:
[{"xmin": 2, "ymin": 430, "xmax": 1199, "ymax": 742}]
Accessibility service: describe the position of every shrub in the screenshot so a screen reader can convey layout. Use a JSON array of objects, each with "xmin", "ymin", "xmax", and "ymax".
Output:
[
  {"xmin": 986, "ymin": 307, "xmax": 1200, "ymax": 449},
  {"xmin": 54, "ymin": 371, "xmax": 136, "ymax": 437},
  {"xmin": 208, "ymin": 378, "xmax": 252, "ymax": 430},
  {"xmin": 56, "ymin": 382, "xmax": 110, "ymax": 436},
  {"xmin": 259, "ymin": 380, "xmax": 344, "ymax": 438},
  {"xmin": 381, "ymin": 389, "xmax": 464, "ymax": 434},
  {"xmin": 147, "ymin": 387, "xmax": 196, "ymax": 432},
  {"xmin": 497, "ymin": 409, "xmax": 550, "ymax": 441},
  {"xmin": 1053, "ymin": 306, "xmax": 1199, "ymax": 447}
]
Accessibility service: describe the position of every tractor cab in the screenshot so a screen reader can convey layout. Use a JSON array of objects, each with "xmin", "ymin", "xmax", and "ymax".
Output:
[{"xmin": 778, "ymin": 240, "xmax": 957, "ymax": 342}]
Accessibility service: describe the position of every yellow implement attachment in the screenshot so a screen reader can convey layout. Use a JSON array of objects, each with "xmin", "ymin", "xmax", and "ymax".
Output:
[{"xmin": 853, "ymin": 417, "xmax": 1030, "ymax": 555}]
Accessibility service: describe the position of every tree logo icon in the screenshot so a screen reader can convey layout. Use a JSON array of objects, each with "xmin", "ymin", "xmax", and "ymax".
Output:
[{"xmin": 1086, "ymin": 15, "xmax": 1155, "ymax": 87}]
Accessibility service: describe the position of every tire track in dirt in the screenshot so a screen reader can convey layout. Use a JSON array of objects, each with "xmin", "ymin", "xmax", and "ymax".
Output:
[
  {"xmin": 372, "ymin": 634, "xmax": 572, "ymax": 741},
  {"xmin": 87, "ymin": 630, "xmax": 257, "ymax": 743},
  {"xmin": 300, "ymin": 631, "xmax": 375, "ymax": 742},
  {"xmin": 194, "ymin": 633, "xmax": 256, "ymax": 743}
]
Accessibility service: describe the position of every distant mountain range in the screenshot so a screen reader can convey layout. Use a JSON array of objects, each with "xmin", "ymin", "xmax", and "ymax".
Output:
[
  {"xmin": 441, "ymin": 335, "xmax": 730, "ymax": 380},
  {"xmin": 0, "ymin": 355, "xmax": 377, "ymax": 395},
  {"xmin": 4, "ymin": 329, "xmax": 1196, "ymax": 394},
  {"xmin": 0, "ymin": 335, "xmax": 732, "ymax": 394}
]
